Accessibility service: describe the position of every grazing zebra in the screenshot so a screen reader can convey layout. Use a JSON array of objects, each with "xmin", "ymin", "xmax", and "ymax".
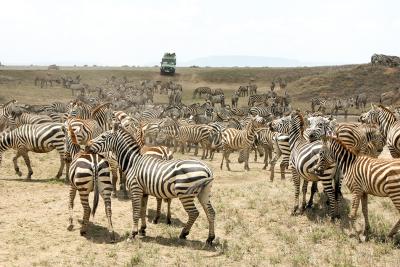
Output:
[
  {"xmin": 206, "ymin": 94, "xmax": 225, "ymax": 107},
  {"xmin": 86, "ymin": 125, "xmax": 216, "ymax": 244},
  {"xmin": 64, "ymin": 126, "xmax": 115, "ymax": 241},
  {"xmin": 0, "ymin": 123, "xmax": 68, "ymax": 180},
  {"xmin": 360, "ymin": 104, "xmax": 400, "ymax": 158},
  {"xmin": 193, "ymin": 87, "xmax": 211, "ymax": 99},
  {"xmin": 238, "ymin": 85, "xmax": 248, "ymax": 97},
  {"xmin": 220, "ymin": 116, "xmax": 263, "ymax": 171},
  {"xmin": 288, "ymin": 111, "xmax": 338, "ymax": 219},
  {"xmin": 314, "ymin": 136, "xmax": 400, "ymax": 239},
  {"xmin": 248, "ymin": 94, "xmax": 267, "ymax": 107}
]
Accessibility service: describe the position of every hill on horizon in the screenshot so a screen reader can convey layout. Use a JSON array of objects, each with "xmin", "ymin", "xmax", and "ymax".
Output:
[{"xmin": 179, "ymin": 55, "xmax": 345, "ymax": 67}]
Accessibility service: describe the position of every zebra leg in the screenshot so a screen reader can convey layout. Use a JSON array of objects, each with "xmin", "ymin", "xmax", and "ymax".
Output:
[
  {"xmin": 225, "ymin": 151, "xmax": 232, "ymax": 171},
  {"xmin": 348, "ymin": 192, "xmax": 362, "ymax": 237},
  {"xmin": 179, "ymin": 195, "xmax": 199, "ymax": 240},
  {"xmin": 119, "ymin": 171, "xmax": 128, "ymax": 198},
  {"xmin": 12, "ymin": 150, "xmax": 23, "ymax": 177},
  {"xmin": 56, "ymin": 154, "xmax": 65, "ymax": 179},
  {"xmin": 111, "ymin": 167, "xmax": 118, "ymax": 198},
  {"xmin": 300, "ymin": 180, "xmax": 308, "ymax": 214},
  {"xmin": 139, "ymin": 194, "xmax": 148, "ymax": 236},
  {"xmin": 269, "ymin": 143, "xmax": 282, "ymax": 181},
  {"xmin": 244, "ymin": 148, "xmax": 250, "ymax": 171},
  {"xmin": 78, "ymin": 190, "xmax": 91, "ymax": 236},
  {"xmin": 306, "ymin": 182, "xmax": 318, "ymax": 208},
  {"xmin": 387, "ymin": 194, "xmax": 400, "ymax": 238},
  {"xmin": 21, "ymin": 151, "xmax": 33, "ymax": 180},
  {"xmin": 153, "ymin": 198, "xmax": 162, "ymax": 224},
  {"xmin": 220, "ymin": 152, "xmax": 225, "ymax": 170},
  {"xmin": 361, "ymin": 193, "xmax": 370, "ymax": 238},
  {"xmin": 67, "ymin": 186, "xmax": 77, "ymax": 231},
  {"xmin": 98, "ymin": 177, "xmax": 115, "ymax": 242},
  {"xmin": 280, "ymin": 162, "xmax": 286, "ymax": 180},
  {"xmin": 166, "ymin": 199, "xmax": 172, "ymax": 225},
  {"xmin": 198, "ymin": 183, "xmax": 216, "ymax": 245},
  {"xmin": 291, "ymin": 168, "xmax": 301, "ymax": 215},
  {"xmin": 128, "ymin": 181, "xmax": 143, "ymax": 239},
  {"xmin": 320, "ymin": 178, "xmax": 337, "ymax": 220}
]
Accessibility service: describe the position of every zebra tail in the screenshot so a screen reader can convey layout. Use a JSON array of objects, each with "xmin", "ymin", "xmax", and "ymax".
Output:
[
  {"xmin": 92, "ymin": 162, "xmax": 99, "ymax": 217},
  {"xmin": 185, "ymin": 177, "xmax": 213, "ymax": 195}
]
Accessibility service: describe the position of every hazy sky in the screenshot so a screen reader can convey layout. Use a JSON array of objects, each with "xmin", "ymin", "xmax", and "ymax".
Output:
[{"xmin": 1, "ymin": 0, "xmax": 399, "ymax": 66}]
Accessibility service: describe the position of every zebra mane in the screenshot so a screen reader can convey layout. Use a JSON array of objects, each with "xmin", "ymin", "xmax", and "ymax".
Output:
[
  {"xmin": 67, "ymin": 124, "xmax": 79, "ymax": 145},
  {"xmin": 377, "ymin": 104, "xmax": 396, "ymax": 118},
  {"xmin": 3, "ymin": 99, "xmax": 17, "ymax": 106},
  {"xmin": 291, "ymin": 110, "xmax": 305, "ymax": 134},
  {"xmin": 325, "ymin": 136, "xmax": 356, "ymax": 156},
  {"xmin": 90, "ymin": 102, "xmax": 112, "ymax": 117}
]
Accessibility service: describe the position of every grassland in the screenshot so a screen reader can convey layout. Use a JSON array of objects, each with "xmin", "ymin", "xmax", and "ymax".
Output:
[{"xmin": 1, "ymin": 65, "xmax": 400, "ymax": 266}]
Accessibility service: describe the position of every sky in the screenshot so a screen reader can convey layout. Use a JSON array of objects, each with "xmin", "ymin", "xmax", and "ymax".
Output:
[{"xmin": 0, "ymin": 0, "xmax": 399, "ymax": 66}]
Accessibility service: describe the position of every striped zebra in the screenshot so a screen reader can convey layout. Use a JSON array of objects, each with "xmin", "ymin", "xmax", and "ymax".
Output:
[
  {"xmin": 64, "ymin": 126, "xmax": 115, "ymax": 241},
  {"xmin": 360, "ymin": 104, "xmax": 400, "ymax": 158},
  {"xmin": 231, "ymin": 91, "xmax": 239, "ymax": 108},
  {"xmin": 193, "ymin": 87, "xmax": 211, "ymax": 99},
  {"xmin": 0, "ymin": 123, "xmax": 67, "ymax": 180},
  {"xmin": 206, "ymin": 94, "xmax": 225, "ymax": 107},
  {"xmin": 336, "ymin": 123, "xmax": 384, "ymax": 157},
  {"xmin": 220, "ymin": 116, "xmax": 263, "ymax": 171},
  {"xmin": 254, "ymin": 128, "xmax": 277, "ymax": 170},
  {"xmin": 314, "ymin": 136, "xmax": 400, "ymax": 239},
  {"xmin": 86, "ymin": 125, "xmax": 216, "ymax": 244},
  {"xmin": 288, "ymin": 111, "xmax": 338, "ymax": 219},
  {"xmin": 6, "ymin": 110, "xmax": 53, "ymax": 130},
  {"xmin": 249, "ymin": 106, "xmax": 273, "ymax": 118},
  {"xmin": 310, "ymin": 97, "xmax": 327, "ymax": 113},
  {"xmin": 248, "ymin": 94, "xmax": 268, "ymax": 107}
]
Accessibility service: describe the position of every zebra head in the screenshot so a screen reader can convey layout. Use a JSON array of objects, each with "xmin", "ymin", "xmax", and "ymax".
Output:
[
  {"xmin": 306, "ymin": 116, "xmax": 335, "ymax": 142},
  {"xmin": 312, "ymin": 137, "xmax": 335, "ymax": 176},
  {"xmin": 86, "ymin": 129, "xmax": 115, "ymax": 154},
  {"xmin": 359, "ymin": 104, "xmax": 379, "ymax": 123}
]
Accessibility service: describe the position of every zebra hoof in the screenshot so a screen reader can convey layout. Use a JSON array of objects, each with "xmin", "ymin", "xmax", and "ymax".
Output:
[
  {"xmin": 139, "ymin": 227, "xmax": 146, "ymax": 236},
  {"xmin": 152, "ymin": 217, "xmax": 159, "ymax": 224},
  {"xmin": 127, "ymin": 231, "xmax": 138, "ymax": 241},
  {"xmin": 179, "ymin": 231, "xmax": 189, "ymax": 240},
  {"xmin": 206, "ymin": 235, "xmax": 215, "ymax": 245},
  {"xmin": 166, "ymin": 218, "xmax": 172, "ymax": 225},
  {"xmin": 15, "ymin": 169, "xmax": 22, "ymax": 177},
  {"xmin": 80, "ymin": 229, "xmax": 87, "ymax": 236},
  {"xmin": 67, "ymin": 225, "xmax": 74, "ymax": 231},
  {"xmin": 110, "ymin": 232, "xmax": 116, "ymax": 243}
]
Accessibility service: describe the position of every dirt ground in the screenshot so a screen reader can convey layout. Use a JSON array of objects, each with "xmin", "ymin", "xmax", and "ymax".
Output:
[{"xmin": 1, "ymin": 146, "xmax": 400, "ymax": 267}]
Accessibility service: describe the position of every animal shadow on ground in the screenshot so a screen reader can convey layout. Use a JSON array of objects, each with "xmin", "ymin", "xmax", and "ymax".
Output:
[
  {"xmin": 75, "ymin": 221, "xmax": 122, "ymax": 244},
  {"xmin": 304, "ymin": 192, "xmax": 351, "ymax": 228},
  {"xmin": 147, "ymin": 208, "xmax": 186, "ymax": 227},
  {"xmin": 140, "ymin": 235, "xmax": 217, "ymax": 252},
  {"xmin": 304, "ymin": 192, "xmax": 400, "ymax": 246},
  {"xmin": 0, "ymin": 177, "xmax": 68, "ymax": 184}
]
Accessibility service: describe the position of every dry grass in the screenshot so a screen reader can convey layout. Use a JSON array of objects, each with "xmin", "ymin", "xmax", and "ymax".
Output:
[{"xmin": 1, "ymin": 66, "xmax": 400, "ymax": 266}]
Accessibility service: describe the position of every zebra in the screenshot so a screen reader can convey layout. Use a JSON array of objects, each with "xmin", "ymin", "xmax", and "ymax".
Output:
[
  {"xmin": 0, "ymin": 123, "xmax": 68, "ymax": 180},
  {"xmin": 231, "ymin": 91, "xmax": 239, "ymax": 108},
  {"xmin": 335, "ymin": 123, "xmax": 384, "ymax": 157},
  {"xmin": 248, "ymin": 94, "xmax": 268, "ymax": 107},
  {"xmin": 6, "ymin": 110, "xmax": 53, "ymax": 130},
  {"xmin": 220, "ymin": 116, "xmax": 263, "ymax": 171},
  {"xmin": 238, "ymin": 85, "xmax": 248, "ymax": 97},
  {"xmin": 314, "ymin": 136, "xmax": 400, "ymax": 239},
  {"xmin": 85, "ymin": 125, "xmax": 216, "ymax": 244},
  {"xmin": 288, "ymin": 111, "xmax": 338, "ymax": 219},
  {"xmin": 206, "ymin": 94, "xmax": 225, "ymax": 107},
  {"xmin": 360, "ymin": 104, "xmax": 400, "ymax": 158},
  {"xmin": 254, "ymin": 128, "xmax": 277, "ymax": 170},
  {"xmin": 310, "ymin": 97, "xmax": 327, "ymax": 113},
  {"xmin": 249, "ymin": 106, "xmax": 272, "ymax": 118},
  {"xmin": 64, "ymin": 125, "xmax": 115, "ymax": 241},
  {"xmin": 193, "ymin": 87, "xmax": 211, "ymax": 99}
]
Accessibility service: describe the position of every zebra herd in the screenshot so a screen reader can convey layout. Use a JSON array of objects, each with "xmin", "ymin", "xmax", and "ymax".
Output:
[{"xmin": 1, "ymin": 88, "xmax": 400, "ymax": 244}]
